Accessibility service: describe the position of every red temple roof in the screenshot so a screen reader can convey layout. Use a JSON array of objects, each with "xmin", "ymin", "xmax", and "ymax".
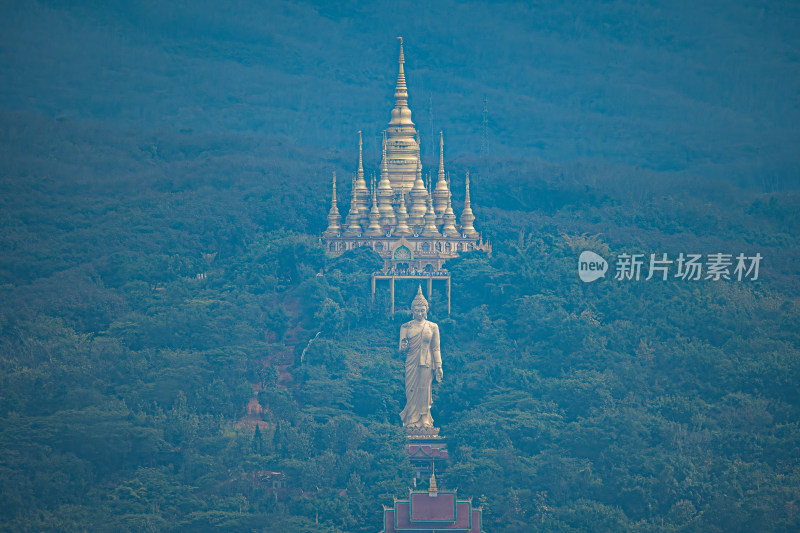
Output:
[
  {"xmin": 379, "ymin": 490, "xmax": 484, "ymax": 532},
  {"xmin": 407, "ymin": 444, "xmax": 449, "ymax": 460}
]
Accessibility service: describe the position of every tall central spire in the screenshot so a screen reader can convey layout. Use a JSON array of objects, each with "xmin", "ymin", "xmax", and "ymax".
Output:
[
  {"xmin": 388, "ymin": 36, "xmax": 414, "ymax": 128},
  {"xmin": 357, "ymin": 130, "xmax": 365, "ymax": 179},
  {"xmin": 386, "ymin": 37, "xmax": 420, "ymax": 193},
  {"xmin": 394, "ymin": 36, "xmax": 408, "ymax": 107}
]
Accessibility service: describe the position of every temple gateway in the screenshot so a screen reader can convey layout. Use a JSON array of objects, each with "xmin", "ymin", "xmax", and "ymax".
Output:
[{"xmin": 322, "ymin": 38, "xmax": 491, "ymax": 276}]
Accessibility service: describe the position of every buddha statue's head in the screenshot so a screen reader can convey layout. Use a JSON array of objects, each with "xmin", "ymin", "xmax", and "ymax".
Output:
[{"xmin": 411, "ymin": 285, "xmax": 429, "ymax": 321}]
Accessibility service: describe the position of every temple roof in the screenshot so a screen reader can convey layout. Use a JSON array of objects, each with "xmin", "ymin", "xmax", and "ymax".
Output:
[
  {"xmin": 408, "ymin": 444, "xmax": 449, "ymax": 460},
  {"xmin": 379, "ymin": 490, "xmax": 484, "ymax": 533}
]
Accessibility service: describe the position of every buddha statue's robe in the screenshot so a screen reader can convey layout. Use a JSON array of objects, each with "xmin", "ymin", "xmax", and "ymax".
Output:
[{"xmin": 398, "ymin": 319, "xmax": 441, "ymax": 428}]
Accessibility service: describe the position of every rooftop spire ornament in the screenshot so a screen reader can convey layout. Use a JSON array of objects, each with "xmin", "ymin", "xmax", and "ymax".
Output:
[
  {"xmin": 421, "ymin": 187, "xmax": 441, "ymax": 238},
  {"xmin": 428, "ymin": 465, "xmax": 438, "ymax": 494},
  {"xmin": 393, "ymin": 189, "xmax": 412, "ymax": 237},
  {"xmin": 409, "ymin": 146, "xmax": 427, "ymax": 228},
  {"xmin": 377, "ymin": 132, "xmax": 396, "ymax": 228},
  {"xmin": 354, "ymin": 131, "xmax": 370, "ymax": 221},
  {"xmin": 460, "ymin": 170, "xmax": 477, "ymax": 237},
  {"xmin": 433, "ymin": 131, "xmax": 450, "ymax": 223},
  {"xmin": 323, "ymin": 171, "xmax": 341, "ymax": 238},
  {"xmin": 393, "ymin": 36, "xmax": 409, "ymax": 111},
  {"xmin": 342, "ymin": 173, "xmax": 363, "ymax": 237},
  {"xmin": 364, "ymin": 173, "xmax": 384, "ymax": 237},
  {"xmin": 441, "ymin": 174, "xmax": 460, "ymax": 238}
]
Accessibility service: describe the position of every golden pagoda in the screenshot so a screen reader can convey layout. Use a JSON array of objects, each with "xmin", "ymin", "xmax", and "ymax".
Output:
[{"xmin": 322, "ymin": 38, "xmax": 491, "ymax": 275}]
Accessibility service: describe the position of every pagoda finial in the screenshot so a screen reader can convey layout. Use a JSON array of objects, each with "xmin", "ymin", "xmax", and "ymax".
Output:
[
  {"xmin": 354, "ymin": 131, "xmax": 369, "ymax": 221},
  {"xmin": 381, "ymin": 131, "xmax": 388, "ymax": 174},
  {"xmin": 460, "ymin": 170, "xmax": 477, "ymax": 237},
  {"xmin": 433, "ymin": 131, "xmax": 450, "ymax": 220},
  {"xmin": 442, "ymin": 175, "xmax": 459, "ymax": 237},
  {"xmin": 408, "ymin": 139, "xmax": 427, "ymax": 227},
  {"xmin": 438, "ymin": 131, "xmax": 445, "ymax": 176},
  {"xmin": 350, "ymin": 173, "xmax": 358, "ymax": 212},
  {"xmin": 428, "ymin": 463, "xmax": 438, "ymax": 494},
  {"xmin": 421, "ymin": 186, "xmax": 441, "ymax": 238},
  {"xmin": 393, "ymin": 191, "xmax": 412, "ymax": 237},
  {"xmin": 357, "ymin": 130, "xmax": 364, "ymax": 179},
  {"xmin": 465, "ymin": 170, "xmax": 471, "ymax": 206},
  {"xmin": 331, "ymin": 171, "xmax": 337, "ymax": 206},
  {"xmin": 394, "ymin": 36, "xmax": 408, "ymax": 106},
  {"xmin": 342, "ymin": 173, "xmax": 363, "ymax": 237},
  {"xmin": 364, "ymin": 172, "xmax": 384, "ymax": 237},
  {"xmin": 389, "ymin": 38, "xmax": 413, "ymax": 127},
  {"xmin": 377, "ymin": 133, "xmax": 396, "ymax": 227},
  {"xmin": 323, "ymin": 171, "xmax": 341, "ymax": 238}
]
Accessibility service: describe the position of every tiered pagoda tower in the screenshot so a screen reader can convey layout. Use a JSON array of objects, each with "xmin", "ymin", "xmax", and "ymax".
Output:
[{"xmin": 322, "ymin": 38, "xmax": 491, "ymax": 274}]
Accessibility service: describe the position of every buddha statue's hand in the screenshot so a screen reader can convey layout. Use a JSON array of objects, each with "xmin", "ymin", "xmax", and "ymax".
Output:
[
  {"xmin": 400, "ymin": 338, "xmax": 409, "ymax": 352},
  {"xmin": 435, "ymin": 367, "xmax": 443, "ymax": 382}
]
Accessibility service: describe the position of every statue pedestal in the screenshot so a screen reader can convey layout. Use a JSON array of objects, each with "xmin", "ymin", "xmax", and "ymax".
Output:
[
  {"xmin": 405, "ymin": 426, "xmax": 443, "ymax": 439},
  {"xmin": 405, "ymin": 427, "xmax": 448, "ymax": 482}
]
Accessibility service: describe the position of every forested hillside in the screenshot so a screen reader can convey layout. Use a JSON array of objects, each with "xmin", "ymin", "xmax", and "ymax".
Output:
[{"xmin": 1, "ymin": 1, "xmax": 799, "ymax": 532}]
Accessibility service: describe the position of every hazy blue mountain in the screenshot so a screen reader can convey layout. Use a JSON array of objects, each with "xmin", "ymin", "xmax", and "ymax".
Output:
[{"xmin": 1, "ymin": 2, "xmax": 799, "ymax": 532}]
